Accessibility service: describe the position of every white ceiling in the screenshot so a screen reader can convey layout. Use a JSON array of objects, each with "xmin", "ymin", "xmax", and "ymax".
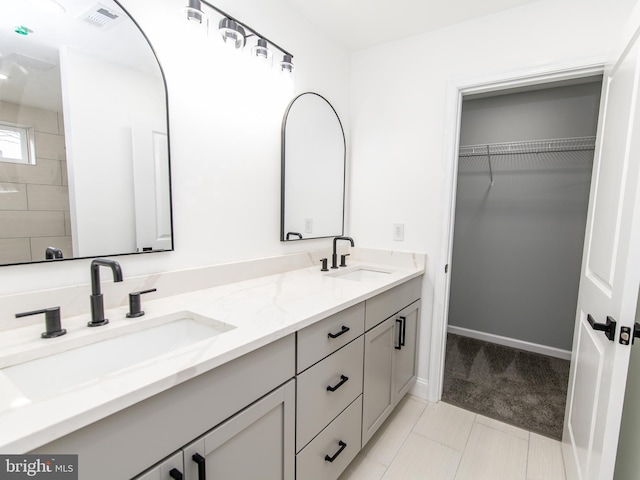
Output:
[{"xmin": 282, "ymin": 0, "xmax": 542, "ymax": 51}]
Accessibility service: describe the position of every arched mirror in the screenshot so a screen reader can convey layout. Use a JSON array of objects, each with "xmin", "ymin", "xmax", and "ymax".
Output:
[
  {"xmin": 0, "ymin": 0, "xmax": 172, "ymax": 266},
  {"xmin": 281, "ymin": 92, "xmax": 345, "ymax": 241}
]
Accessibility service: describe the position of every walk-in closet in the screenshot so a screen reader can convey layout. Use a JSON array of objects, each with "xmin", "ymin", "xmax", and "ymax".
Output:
[{"xmin": 443, "ymin": 78, "xmax": 602, "ymax": 439}]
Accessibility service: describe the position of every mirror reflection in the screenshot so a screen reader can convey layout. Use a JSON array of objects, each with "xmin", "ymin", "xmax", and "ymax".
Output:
[
  {"xmin": 0, "ymin": 0, "xmax": 172, "ymax": 266},
  {"xmin": 281, "ymin": 92, "xmax": 345, "ymax": 241}
]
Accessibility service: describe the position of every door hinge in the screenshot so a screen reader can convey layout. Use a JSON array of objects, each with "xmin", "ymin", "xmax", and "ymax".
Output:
[{"xmin": 445, "ymin": 264, "xmax": 449, "ymax": 273}]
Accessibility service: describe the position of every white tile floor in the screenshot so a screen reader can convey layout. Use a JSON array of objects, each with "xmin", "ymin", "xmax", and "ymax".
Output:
[{"xmin": 339, "ymin": 396, "xmax": 566, "ymax": 480}]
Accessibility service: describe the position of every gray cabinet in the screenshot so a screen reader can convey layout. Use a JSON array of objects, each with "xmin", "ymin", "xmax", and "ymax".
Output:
[
  {"xmin": 394, "ymin": 300, "xmax": 420, "ymax": 401},
  {"xmin": 362, "ymin": 288, "xmax": 421, "ymax": 447},
  {"xmin": 182, "ymin": 380, "xmax": 295, "ymax": 480},
  {"xmin": 296, "ymin": 336, "xmax": 364, "ymax": 450},
  {"xmin": 295, "ymin": 304, "xmax": 366, "ymax": 480},
  {"xmin": 135, "ymin": 381, "xmax": 295, "ymax": 480},
  {"xmin": 362, "ymin": 316, "xmax": 396, "ymax": 446},
  {"xmin": 296, "ymin": 396, "xmax": 362, "ymax": 480}
]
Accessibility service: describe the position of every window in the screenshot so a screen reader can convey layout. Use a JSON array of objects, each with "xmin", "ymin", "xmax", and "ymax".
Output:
[{"xmin": 0, "ymin": 123, "xmax": 36, "ymax": 165}]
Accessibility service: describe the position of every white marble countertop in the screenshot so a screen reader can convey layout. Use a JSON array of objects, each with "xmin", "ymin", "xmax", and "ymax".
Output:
[{"xmin": 0, "ymin": 257, "xmax": 424, "ymax": 453}]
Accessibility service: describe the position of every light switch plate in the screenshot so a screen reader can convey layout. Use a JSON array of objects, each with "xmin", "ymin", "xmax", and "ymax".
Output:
[{"xmin": 393, "ymin": 223, "xmax": 404, "ymax": 241}]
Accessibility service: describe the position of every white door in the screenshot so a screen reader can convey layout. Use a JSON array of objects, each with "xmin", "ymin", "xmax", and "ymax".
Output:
[
  {"xmin": 131, "ymin": 117, "xmax": 172, "ymax": 252},
  {"xmin": 562, "ymin": 7, "xmax": 640, "ymax": 479}
]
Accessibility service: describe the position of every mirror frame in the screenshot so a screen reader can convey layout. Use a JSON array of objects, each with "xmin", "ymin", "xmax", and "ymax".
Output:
[
  {"xmin": 1, "ymin": 0, "xmax": 174, "ymax": 267},
  {"xmin": 280, "ymin": 92, "xmax": 346, "ymax": 241}
]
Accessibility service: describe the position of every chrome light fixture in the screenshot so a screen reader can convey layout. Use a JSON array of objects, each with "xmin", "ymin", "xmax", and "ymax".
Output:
[
  {"xmin": 184, "ymin": 0, "xmax": 207, "ymax": 24},
  {"xmin": 219, "ymin": 18, "xmax": 246, "ymax": 49},
  {"xmin": 252, "ymin": 38, "xmax": 271, "ymax": 60},
  {"xmin": 280, "ymin": 54, "xmax": 294, "ymax": 73},
  {"xmin": 182, "ymin": 0, "xmax": 293, "ymax": 73}
]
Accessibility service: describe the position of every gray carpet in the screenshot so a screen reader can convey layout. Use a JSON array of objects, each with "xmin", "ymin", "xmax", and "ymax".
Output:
[{"xmin": 442, "ymin": 333, "xmax": 569, "ymax": 440}]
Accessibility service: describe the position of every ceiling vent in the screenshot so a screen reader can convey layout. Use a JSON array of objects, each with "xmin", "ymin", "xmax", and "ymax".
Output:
[{"xmin": 80, "ymin": 4, "xmax": 125, "ymax": 30}]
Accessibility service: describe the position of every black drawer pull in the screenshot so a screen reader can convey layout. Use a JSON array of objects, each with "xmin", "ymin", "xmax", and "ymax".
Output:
[
  {"xmin": 328, "ymin": 325, "xmax": 350, "ymax": 339},
  {"xmin": 395, "ymin": 318, "xmax": 403, "ymax": 350},
  {"xmin": 324, "ymin": 441, "xmax": 347, "ymax": 463},
  {"xmin": 169, "ymin": 468, "xmax": 183, "ymax": 480},
  {"xmin": 400, "ymin": 315, "xmax": 407, "ymax": 347},
  {"xmin": 326, "ymin": 374, "xmax": 349, "ymax": 392},
  {"xmin": 192, "ymin": 453, "xmax": 206, "ymax": 480}
]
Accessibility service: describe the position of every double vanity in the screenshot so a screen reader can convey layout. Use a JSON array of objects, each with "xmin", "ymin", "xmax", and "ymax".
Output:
[{"xmin": 0, "ymin": 248, "xmax": 424, "ymax": 479}]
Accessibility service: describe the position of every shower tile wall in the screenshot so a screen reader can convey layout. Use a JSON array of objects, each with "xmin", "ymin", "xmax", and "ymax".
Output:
[{"xmin": 0, "ymin": 101, "xmax": 71, "ymax": 263}]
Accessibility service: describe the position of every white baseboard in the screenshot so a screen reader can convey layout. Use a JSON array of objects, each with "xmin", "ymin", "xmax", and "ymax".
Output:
[
  {"xmin": 409, "ymin": 377, "xmax": 429, "ymax": 401},
  {"xmin": 447, "ymin": 326, "xmax": 572, "ymax": 360}
]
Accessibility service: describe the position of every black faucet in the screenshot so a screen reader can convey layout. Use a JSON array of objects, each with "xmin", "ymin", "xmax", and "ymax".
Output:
[
  {"xmin": 332, "ymin": 236, "xmax": 354, "ymax": 269},
  {"xmin": 89, "ymin": 258, "xmax": 123, "ymax": 327},
  {"xmin": 16, "ymin": 306, "xmax": 66, "ymax": 338},
  {"xmin": 45, "ymin": 246, "xmax": 63, "ymax": 260}
]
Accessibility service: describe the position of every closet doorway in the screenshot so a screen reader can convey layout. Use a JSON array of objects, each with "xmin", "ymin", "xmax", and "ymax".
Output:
[{"xmin": 442, "ymin": 78, "xmax": 602, "ymax": 440}]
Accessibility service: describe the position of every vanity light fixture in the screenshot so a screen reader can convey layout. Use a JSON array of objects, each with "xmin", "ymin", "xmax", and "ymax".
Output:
[
  {"xmin": 181, "ymin": 0, "xmax": 293, "ymax": 73},
  {"xmin": 184, "ymin": 0, "xmax": 207, "ymax": 24},
  {"xmin": 252, "ymin": 38, "xmax": 271, "ymax": 60},
  {"xmin": 280, "ymin": 54, "xmax": 294, "ymax": 73},
  {"xmin": 219, "ymin": 18, "xmax": 246, "ymax": 49}
]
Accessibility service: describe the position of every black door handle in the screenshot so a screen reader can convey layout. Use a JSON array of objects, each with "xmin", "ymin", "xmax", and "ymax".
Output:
[
  {"xmin": 328, "ymin": 326, "xmax": 350, "ymax": 339},
  {"xmin": 192, "ymin": 453, "xmax": 206, "ymax": 480},
  {"xmin": 395, "ymin": 318, "xmax": 403, "ymax": 350},
  {"xmin": 399, "ymin": 316, "xmax": 406, "ymax": 347},
  {"xmin": 324, "ymin": 441, "xmax": 347, "ymax": 462},
  {"xmin": 587, "ymin": 314, "xmax": 616, "ymax": 342},
  {"xmin": 169, "ymin": 468, "xmax": 183, "ymax": 480},
  {"xmin": 326, "ymin": 375, "xmax": 349, "ymax": 392}
]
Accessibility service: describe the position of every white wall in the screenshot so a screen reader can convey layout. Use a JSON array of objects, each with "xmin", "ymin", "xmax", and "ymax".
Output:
[
  {"xmin": 350, "ymin": 0, "xmax": 637, "ymax": 387},
  {"xmin": 0, "ymin": 0, "xmax": 350, "ymax": 294}
]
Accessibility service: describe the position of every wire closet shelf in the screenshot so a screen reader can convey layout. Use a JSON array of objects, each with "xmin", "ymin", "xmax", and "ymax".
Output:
[
  {"xmin": 458, "ymin": 136, "xmax": 596, "ymax": 157},
  {"xmin": 458, "ymin": 136, "xmax": 596, "ymax": 187}
]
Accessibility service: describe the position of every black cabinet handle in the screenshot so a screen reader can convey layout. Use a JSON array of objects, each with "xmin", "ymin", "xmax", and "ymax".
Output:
[
  {"xmin": 326, "ymin": 375, "xmax": 349, "ymax": 392},
  {"xmin": 587, "ymin": 314, "xmax": 616, "ymax": 342},
  {"xmin": 400, "ymin": 316, "xmax": 406, "ymax": 347},
  {"xmin": 328, "ymin": 325, "xmax": 350, "ymax": 339},
  {"xmin": 324, "ymin": 441, "xmax": 347, "ymax": 463},
  {"xmin": 395, "ymin": 318, "xmax": 403, "ymax": 350},
  {"xmin": 192, "ymin": 453, "xmax": 206, "ymax": 480},
  {"xmin": 169, "ymin": 468, "xmax": 183, "ymax": 480}
]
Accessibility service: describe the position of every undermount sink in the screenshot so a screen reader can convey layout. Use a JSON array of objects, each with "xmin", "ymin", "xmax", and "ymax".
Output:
[
  {"xmin": 1, "ymin": 311, "xmax": 235, "ymax": 406},
  {"xmin": 329, "ymin": 268, "xmax": 392, "ymax": 282}
]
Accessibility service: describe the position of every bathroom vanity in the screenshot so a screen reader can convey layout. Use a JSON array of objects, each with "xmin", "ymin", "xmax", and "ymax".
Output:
[{"xmin": 0, "ymin": 250, "xmax": 424, "ymax": 479}]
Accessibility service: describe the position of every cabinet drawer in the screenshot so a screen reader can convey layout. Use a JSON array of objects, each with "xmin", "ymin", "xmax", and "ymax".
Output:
[
  {"xmin": 297, "ymin": 302, "xmax": 365, "ymax": 373},
  {"xmin": 296, "ymin": 336, "xmax": 364, "ymax": 451},
  {"xmin": 365, "ymin": 276, "xmax": 422, "ymax": 331},
  {"xmin": 296, "ymin": 396, "xmax": 362, "ymax": 480}
]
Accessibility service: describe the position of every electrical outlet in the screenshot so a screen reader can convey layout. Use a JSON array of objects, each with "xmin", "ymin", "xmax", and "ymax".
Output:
[
  {"xmin": 305, "ymin": 218, "xmax": 313, "ymax": 233},
  {"xmin": 393, "ymin": 223, "xmax": 404, "ymax": 241}
]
